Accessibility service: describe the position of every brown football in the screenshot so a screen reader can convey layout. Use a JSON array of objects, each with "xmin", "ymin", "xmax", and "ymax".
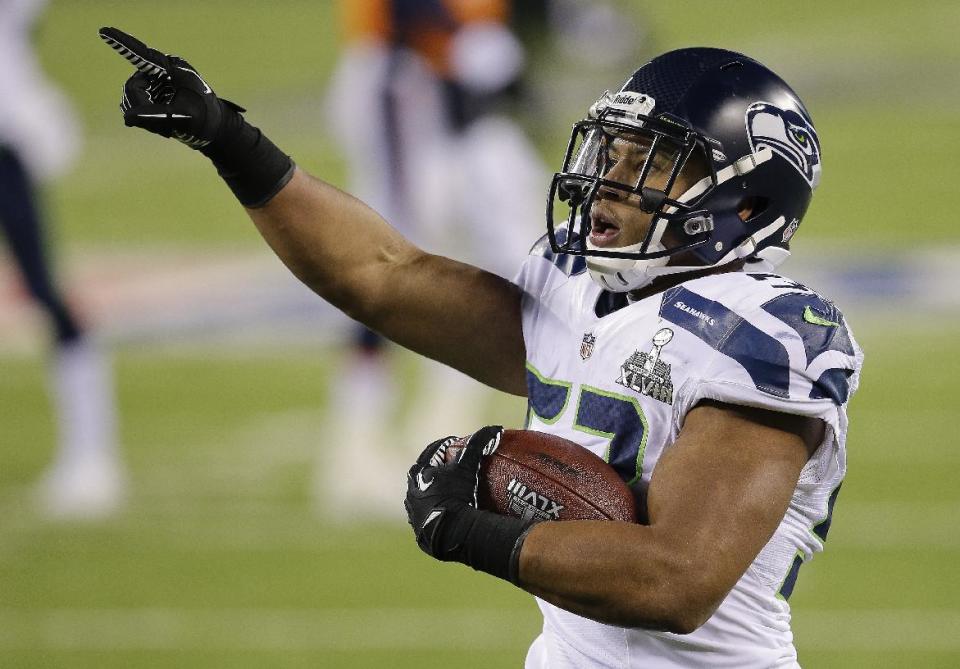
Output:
[{"xmin": 444, "ymin": 429, "xmax": 637, "ymax": 523}]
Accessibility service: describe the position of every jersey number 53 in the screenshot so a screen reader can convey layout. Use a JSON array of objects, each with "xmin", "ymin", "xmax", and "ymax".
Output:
[{"xmin": 526, "ymin": 363, "xmax": 649, "ymax": 486}]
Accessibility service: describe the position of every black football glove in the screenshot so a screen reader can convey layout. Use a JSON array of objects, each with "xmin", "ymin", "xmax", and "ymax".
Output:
[
  {"xmin": 405, "ymin": 426, "xmax": 537, "ymax": 583},
  {"xmin": 99, "ymin": 27, "xmax": 294, "ymax": 207},
  {"xmin": 100, "ymin": 27, "xmax": 240, "ymax": 149}
]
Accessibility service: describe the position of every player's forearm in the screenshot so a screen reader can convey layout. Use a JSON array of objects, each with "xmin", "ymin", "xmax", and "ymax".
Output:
[
  {"xmin": 516, "ymin": 520, "xmax": 717, "ymax": 634},
  {"xmin": 248, "ymin": 169, "xmax": 529, "ymax": 394},
  {"xmin": 246, "ymin": 168, "xmax": 418, "ymax": 317}
]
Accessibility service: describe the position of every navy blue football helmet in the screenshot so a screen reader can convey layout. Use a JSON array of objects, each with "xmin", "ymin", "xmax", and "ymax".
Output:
[{"xmin": 547, "ymin": 47, "xmax": 821, "ymax": 292}]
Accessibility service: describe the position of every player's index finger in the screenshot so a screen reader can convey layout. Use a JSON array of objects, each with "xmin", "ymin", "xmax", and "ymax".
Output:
[{"xmin": 98, "ymin": 27, "xmax": 168, "ymax": 77}]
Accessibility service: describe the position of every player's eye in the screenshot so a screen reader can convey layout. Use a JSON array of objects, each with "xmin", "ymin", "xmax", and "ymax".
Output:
[{"xmin": 606, "ymin": 139, "xmax": 647, "ymax": 169}]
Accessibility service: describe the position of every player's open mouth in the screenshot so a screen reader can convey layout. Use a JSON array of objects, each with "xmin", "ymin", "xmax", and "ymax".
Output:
[{"xmin": 589, "ymin": 209, "xmax": 622, "ymax": 247}]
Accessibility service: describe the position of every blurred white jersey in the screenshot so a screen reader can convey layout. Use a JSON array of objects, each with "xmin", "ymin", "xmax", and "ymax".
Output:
[
  {"xmin": 516, "ymin": 237, "xmax": 863, "ymax": 668},
  {"xmin": 0, "ymin": 0, "xmax": 81, "ymax": 181},
  {"xmin": 325, "ymin": 43, "xmax": 545, "ymax": 279}
]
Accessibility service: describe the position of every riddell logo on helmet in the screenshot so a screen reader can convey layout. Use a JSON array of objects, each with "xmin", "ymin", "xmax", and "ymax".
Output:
[
  {"xmin": 614, "ymin": 93, "xmax": 645, "ymax": 105},
  {"xmin": 611, "ymin": 93, "xmax": 656, "ymax": 117}
]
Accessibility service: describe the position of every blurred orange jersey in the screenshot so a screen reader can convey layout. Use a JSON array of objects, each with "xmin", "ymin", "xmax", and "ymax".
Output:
[{"xmin": 341, "ymin": 0, "xmax": 510, "ymax": 75}]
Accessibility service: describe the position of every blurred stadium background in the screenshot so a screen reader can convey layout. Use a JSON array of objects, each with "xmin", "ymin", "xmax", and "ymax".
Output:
[{"xmin": 2, "ymin": 1, "xmax": 959, "ymax": 667}]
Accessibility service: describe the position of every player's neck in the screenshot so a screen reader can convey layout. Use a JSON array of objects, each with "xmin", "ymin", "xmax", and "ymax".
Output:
[{"xmin": 628, "ymin": 259, "xmax": 747, "ymax": 303}]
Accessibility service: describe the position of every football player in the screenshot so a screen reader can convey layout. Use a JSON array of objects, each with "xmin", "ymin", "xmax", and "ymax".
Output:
[
  {"xmin": 319, "ymin": 0, "xmax": 547, "ymax": 519},
  {"xmin": 0, "ymin": 1, "xmax": 124, "ymax": 519},
  {"xmin": 100, "ymin": 28, "xmax": 862, "ymax": 667}
]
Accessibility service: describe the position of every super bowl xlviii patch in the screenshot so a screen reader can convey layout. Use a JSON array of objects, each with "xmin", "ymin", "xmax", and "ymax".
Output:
[
  {"xmin": 506, "ymin": 478, "xmax": 565, "ymax": 521},
  {"xmin": 617, "ymin": 327, "xmax": 675, "ymax": 404},
  {"xmin": 580, "ymin": 332, "xmax": 597, "ymax": 360}
]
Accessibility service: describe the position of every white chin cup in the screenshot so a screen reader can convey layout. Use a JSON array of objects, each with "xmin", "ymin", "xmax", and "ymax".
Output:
[{"xmin": 585, "ymin": 238, "xmax": 669, "ymax": 292}]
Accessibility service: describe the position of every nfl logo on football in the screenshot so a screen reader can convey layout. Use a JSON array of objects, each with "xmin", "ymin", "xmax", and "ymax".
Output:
[{"xmin": 506, "ymin": 477, "xmax": 565, "ymax": 522}]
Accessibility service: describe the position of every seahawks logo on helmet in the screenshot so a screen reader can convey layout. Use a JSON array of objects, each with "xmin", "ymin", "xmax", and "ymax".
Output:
[{"xmin": 746, "ymin": 102, "xmax": 821, "ymax": 188}]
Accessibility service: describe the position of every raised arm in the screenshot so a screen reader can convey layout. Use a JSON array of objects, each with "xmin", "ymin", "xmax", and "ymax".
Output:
[
  {"xmin": 246, "ymin": 169, "xmax": 527, "ymax": 394},
  {"xmin": 98, "ymin": 27, "xmax": 527, "ymax": 395}
]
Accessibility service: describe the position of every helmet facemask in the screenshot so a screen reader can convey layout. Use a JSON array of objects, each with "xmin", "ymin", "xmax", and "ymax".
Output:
[{"xmin": 547, "ymin": 92, "xmax": 720, "ymax": 292}]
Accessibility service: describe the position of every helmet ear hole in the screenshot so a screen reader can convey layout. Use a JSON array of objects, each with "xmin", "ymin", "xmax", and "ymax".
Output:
[{"xmin": 738, "ymin": 196, "xmax": 769, "ymax": 222}]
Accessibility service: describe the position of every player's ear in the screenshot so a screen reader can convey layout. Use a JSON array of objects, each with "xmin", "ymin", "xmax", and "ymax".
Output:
[{"xmin": 737, "ymin": 196, "xmax": 768, "ymax": 222}]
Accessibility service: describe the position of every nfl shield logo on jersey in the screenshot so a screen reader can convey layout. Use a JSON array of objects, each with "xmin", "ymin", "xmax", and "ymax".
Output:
[
  {"xmin": 617, "ymin": 328, "xmax": 675, "ymax": 404},
  {"xmin": 580, "ymin": 332, "xmax": 597, "ymax": 360}
]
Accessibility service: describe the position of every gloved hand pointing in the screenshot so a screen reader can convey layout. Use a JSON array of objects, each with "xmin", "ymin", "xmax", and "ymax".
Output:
[
  {"xmin": 100, "ymin": 27, "xmax": 242, "ymax": 150},
  {"xmin": 99, "ymin": 27, "xmax": 294, "ymax": 207}
]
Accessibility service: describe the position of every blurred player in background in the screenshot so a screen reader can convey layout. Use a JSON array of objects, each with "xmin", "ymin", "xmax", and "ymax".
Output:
[
  {"xmin": 321, "ymin": 0, "xmax": 546, "ymax": 519},
  {"xmin": 1, "ymin": 0, "xmax": 123, "ymax": 518}
]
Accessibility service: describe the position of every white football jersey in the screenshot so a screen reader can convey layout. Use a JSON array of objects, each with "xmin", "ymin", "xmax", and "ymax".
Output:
[{"xmin": 515, "ymin": 238, "xmax": 864, "ymax": 669}]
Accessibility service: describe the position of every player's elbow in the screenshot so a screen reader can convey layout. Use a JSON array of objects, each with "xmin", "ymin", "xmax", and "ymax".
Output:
[
  {"xmin": 610, "ymin": 593, "xmax": 713, "ymax": 635},
  {"xmin": 326, "ymin": 243, "xmax": 423, "ymax": 324},
  {"xmin": 657, "ymin": 568, "xmax": 728, "ymax": 634},
  {"xmin": 619, "ymin": 562, "xmax": 726, "ymax": 634},
  {"xmin": 659, "ymin": 600, "xmax": 717, "ymax": 635},
  {"xmin": 630, "ymin": 595, "xmax": 715, "ymax": 635}
]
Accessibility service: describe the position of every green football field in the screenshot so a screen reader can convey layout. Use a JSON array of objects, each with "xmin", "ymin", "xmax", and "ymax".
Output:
[{"xmin": 2, "ymin": 1, "xmax": 959, "ymax": 667}]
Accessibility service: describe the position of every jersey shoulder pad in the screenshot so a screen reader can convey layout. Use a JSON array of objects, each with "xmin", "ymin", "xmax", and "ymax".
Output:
[
  {"xmin": 516, "ymin": 233, "xmax": 583, "ymax": 303},
  {"xmin": 527, "ymin": 232, "xmax": 587, "ymax": 277},
  {"xmin": 659, "ymin": 272, "xmax": 860, "ymax": 405}
]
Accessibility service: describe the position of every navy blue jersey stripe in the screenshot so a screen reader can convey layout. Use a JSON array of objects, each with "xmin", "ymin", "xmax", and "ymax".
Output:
[
  {"xmin": 761, "ymin": 292, "xmax": 855, "ymax": 366},
  {"xmin": 813, "ymin": 484, "xmax": 842, "ymax": 541},
  {"xmin": 778, "ymin": 554, "xmax": 804, "ymax": 600},
  {"xmin": 779, "ymin": 484, "xmax": 843, "ymax": 600},
  {"xmin": 526, "ymin": 364, "xmax": 571, "ymax": 423},
  {"xmin": 660, "ymin": 286, "xmax": 790, "ymax": 398},
  {"xmin": 809, "ymin": 367, "xmax": 853, "ymax": 405}
]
